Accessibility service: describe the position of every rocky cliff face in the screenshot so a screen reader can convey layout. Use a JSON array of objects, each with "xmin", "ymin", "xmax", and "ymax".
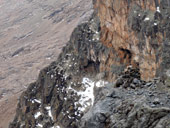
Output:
[
  {"xmin": 9, "ymin": 0, "xmax": 170, "ymax": 128},
  {"xmin": 94, "ymin": 0, "xmax": 170, "ymax": 81},
  {"xmin": 0, "ymin": 0, "xmax": 92, "ymax": 127}
]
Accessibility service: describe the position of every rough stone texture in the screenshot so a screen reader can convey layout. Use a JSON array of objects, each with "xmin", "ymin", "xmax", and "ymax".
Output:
[
  {"xmin": 80, "ymin": 85, "xmax": 170, "ymax": 128},
  {"xmin": 9, "ymin": 0, "xmax": 170, "ymax": 128},
  {"xmin": 79, "ymin": 67, "xmax": 170, "ymax": 128},
  {"xmin": 94, "ymin": 0, "xmax": 170, "ymax": 81},
  {"xmin": 9, "ymin": 14, "xmax": 104, "ymax": 128},
  {"xmin": 0, "ymin": 0, "xmax": 92, "ymax": 127}
]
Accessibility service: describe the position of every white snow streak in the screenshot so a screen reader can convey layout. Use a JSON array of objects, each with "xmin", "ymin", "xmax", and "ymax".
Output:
[
  {"xmin": 36, "ymin": 123, "xmax": 43, "ymax": 128},
  {"xmin": 51, "ymin": 126, "xmax": 60, "ymax": 128},
  {"xmin": 154, "ymin": 23, "xmax": 158, "ymax": 26},
  {"xmin": 68, "ymin": 77, "xmax": 108, "ymax": 112},
  {"xmin": 34, "ymin": 99, "xmax": 41, "ymax": 104},
  {"xmin": 34, "ymin": 112, "xmax": 41, "ymax": 119},
  {"xmin": 95, "ymin": 80, "xmax": 108, "ymax": 87},
  {"xmin": 156, "ymin": 7, "xmax": 161, "ymax": 13},
  {"xmin": 31, "ymin": 99, "xmax": 41, "ymax": 104},
  {"xmin": 45, "ymin": 106, "xmax": 54, "ymax": 120},
  {"xmin": 144, "ymin": 17, "xmax": 150, "ymax": 21}
]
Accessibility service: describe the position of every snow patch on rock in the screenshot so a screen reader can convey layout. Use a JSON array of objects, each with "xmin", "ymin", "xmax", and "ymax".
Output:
[
  {"xmin": 36, "ymin": 123, "xmax": 43, "ymax": 128},
  {"xmin": 144, "ymin": 17, "xmax": 150, "ymax": 21},
  {"xmin": 67, "ymin": 77, "xmax": 107, "ymax": 112},
  {"xmin": 51, "ymin": 126, "xmax": 60, "ymax": 128},
  {"xmin": 45, "ymin": 106, "xmax": 54, "ymax": 121},
  {"xmin": 34, "ymin": 99, "xmax": 41, "ymax": 104},
  {"xmin": 34, "ymin": 112, "xmax": 42, "ymax": 119},
  {"xmin": 156, "ymin": 7, "xmax": 161, "ymax": 13}
]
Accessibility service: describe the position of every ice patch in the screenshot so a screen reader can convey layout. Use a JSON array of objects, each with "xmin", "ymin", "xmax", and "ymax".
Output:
[
  {"xmin": 45, "ymin": 106, "xmax": 54, "ymax": 120},
  {"xmin": 34, "ymin": 112, "xmax": 41, "ymax": 119},
  {"xmin": 66, "ymin": 53, "xmax": 71, "ymax": 56},
  {"xmin": 95, "ymin": 80, "xmax": 108, "ymax": 87},
  {"xmin": 68, "ymin": 78, "xmax": 108, "ymax": 112},
  {"xmin": 51, "ymin": 74, "xmax": 54, "ymax": 79},
  {"xmin": 34, "ymin": 99, "xmax": 41, "ymax": 104},
  {"xmin": 75, "ymin": 111, "xmax": 78, "ymax": 115},
  {"xmin": 95, "ymin": 31, "xmax": 99, "ymax": 34},
  {"xmin": 31, "ymin": 99, "xmax": 35, "ymax": 103},
  {"xmin": 36, "ymin": 123, "xmax": 43, "ymax": 128},
  {"xmin": 67, "ymin": 78, "xmax": 94, "ymax": 112},
  {"xmin": 154, "ymin": 23, "xmax": 157, "ymax": 26},
  {"xmin": 46, "ymin": 57, "xmax": 51, "ymax": 60},
  {"xmin": 68, "ymin": 115, "xmax": 72, "ymax": 119},
  {"xmin": 144, "ymin": 17, "xmax": 150, "ymax": 21},
  {"xmin": 51, "ymin": 126, "xmax": 60, "ymax": 128},
  {"xmin": 31, "ymin": 99, "xmax": 41, "ymax": 104},
  {"xmin": 63, "ymin": 74, "xmax": 69, "ymax": 80},
  {"xmin": 156, "ymin": 7, "xmax": 160, "ymax": 13}
]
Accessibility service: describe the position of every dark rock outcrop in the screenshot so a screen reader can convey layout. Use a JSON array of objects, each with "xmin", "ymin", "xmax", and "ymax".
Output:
[
  {"xmin": 79, "ymin": 67, "xmax": 170, "ymax": 128},
  {"xmin": 9, "ymin": 13, "xmax": 106, "ymax": 128},
  {"xmin": 9, "ymin": 0, "xmax": 170, "ymax": 128}
]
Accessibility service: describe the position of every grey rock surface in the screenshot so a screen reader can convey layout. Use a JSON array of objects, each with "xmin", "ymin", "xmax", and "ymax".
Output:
[
  {"xmin": 80, "ymin": 68, "xmax": 170, "ymax": 128},
  {"xmin": 9, "ymin": 0, "xmax": 170, "ymax": 128},
  {"xmin": 0, "ymin": 0, "xmax": 92, "ymax": 127}
]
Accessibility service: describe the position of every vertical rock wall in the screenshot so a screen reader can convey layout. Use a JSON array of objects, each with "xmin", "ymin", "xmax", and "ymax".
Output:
[{"xmin": 93, "ymin": 0, "xmax": 170, "ymax": 81}]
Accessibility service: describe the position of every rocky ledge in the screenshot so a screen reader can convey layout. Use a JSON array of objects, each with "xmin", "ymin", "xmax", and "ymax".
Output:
[{"xmin": 9, "ymin": 0, "xmax": 170, "ymax": 128}]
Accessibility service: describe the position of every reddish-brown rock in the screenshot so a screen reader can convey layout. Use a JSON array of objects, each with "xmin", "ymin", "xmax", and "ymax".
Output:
[{"xmin": 93, "ymin": 0, "xmax": 169, "ymax": 81}]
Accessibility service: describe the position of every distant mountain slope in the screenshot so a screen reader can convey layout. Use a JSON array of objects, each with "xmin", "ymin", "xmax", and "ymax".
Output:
[{"xmin": 0, "ymin": 0, "xmax": 92, "ymax": 127}]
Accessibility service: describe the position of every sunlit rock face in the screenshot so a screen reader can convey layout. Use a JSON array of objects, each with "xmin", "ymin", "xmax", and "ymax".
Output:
[{"xmin": 93, "ymin": 0, "xmax": 170, "ymax": 81}]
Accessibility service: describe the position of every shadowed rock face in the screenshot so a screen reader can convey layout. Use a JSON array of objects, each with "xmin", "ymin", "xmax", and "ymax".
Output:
[
  {"xmin": 80, "ymin": 88, "xmax": 170, "ymax": 128},
  {"xmin": 0, "ymin": 0, "xmax": 92, "ymax": 127},
  {"xmin": 79, "ymin": 66, "xmax": 170, "ymax": 128},
  {"xmin": 9, "ymin": 14, "xmax": 103, "ymax": 128},
  {"xmin": 9, "ymin": 0, "xmax": 170, "ymax": 128}
]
